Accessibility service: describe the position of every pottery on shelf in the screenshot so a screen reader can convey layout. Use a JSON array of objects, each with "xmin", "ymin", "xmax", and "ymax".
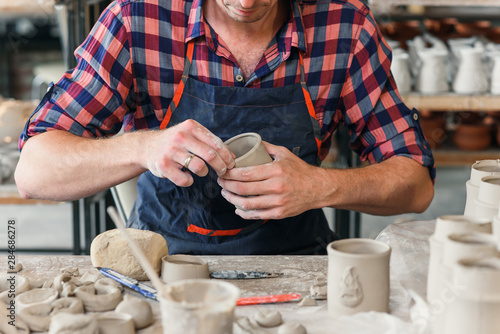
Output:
[
  {"xmin": 491, "ymin": 54, "xmax": 500, "ymax": 95},
  {"xmin": 161, "ymin": 254, "xmax": 210, "ymax": 283},
  {"xmin": 441, "ymin": 255, "xmax": 500, "ymax": 334},
  {"xmin": 159, "ymin": 279, "xmax": 240, "ymax": 334},
  {"xmin": 224, "ymin": 132, "xmax": 272, "ymax": 168},
  {"xmin": 415, "ymin": 49, "xmax": 450, "ymax": 94},
  {"xmin": 453, "ymin": 46, "xmax": 489, "ymax": 94},
  {"xmin": 453, "ymin": 123, "xmax": 491, "ymax": 151},
  {"xmin": 326, "ymin": 239, "xmax": 391, "ymax": 317},
  {"xmin": 464, "ymin": 160, "xmax": 500, "ymax": 217},
  {"xmin": 391, "ymin": 51, "xmax": 412, "ymax": 94},
  {"xmin": 419, "ymin": 113, "xmax": 447, "ymax": 149}
]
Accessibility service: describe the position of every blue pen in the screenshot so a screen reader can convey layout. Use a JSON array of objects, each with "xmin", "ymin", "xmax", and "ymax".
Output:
[{"xmin": 99, "ymin": 268, "xmax": 158, "ymax": 301}]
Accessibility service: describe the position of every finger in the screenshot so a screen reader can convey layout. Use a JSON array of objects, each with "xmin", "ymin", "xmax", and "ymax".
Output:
[
  {"xmin": 221, "ymin": 189, "xmax": 280, "ymax": 211},
  {"xmin": 218, "ymin": 176, "xmax": 274, "ymax": 197},
  {"xmin": 180, "ymin": 154, "xmax": 209, "ymax": 177},
  {"xmin": 190, "ymin": 124, "xmax": 235, "ymax": 171}
]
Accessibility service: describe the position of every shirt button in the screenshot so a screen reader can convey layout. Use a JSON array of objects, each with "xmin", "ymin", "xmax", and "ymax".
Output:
[
  {"xmin": 235, "ymin": 75, "xmax": 244, "ymax": 82},
  {"xmin": 413, "ymin": 113, "xmax": 418, "ymax": 121}
]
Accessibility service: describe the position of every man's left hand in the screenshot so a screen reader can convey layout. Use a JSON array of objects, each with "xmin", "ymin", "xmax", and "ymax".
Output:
[{"xmin": 217, "ymin": 142, "xmax": 325, "ymax": 220}]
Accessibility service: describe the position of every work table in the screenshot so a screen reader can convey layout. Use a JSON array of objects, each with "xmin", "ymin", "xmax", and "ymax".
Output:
[{"xmin": 0, "ymin": 220, "xmax": 435, "ymax": 333}]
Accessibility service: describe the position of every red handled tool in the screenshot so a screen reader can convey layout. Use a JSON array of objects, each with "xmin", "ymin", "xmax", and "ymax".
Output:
[{"xmin": 236, "ymin": 293, "xmax": 302, "ymax": 306}]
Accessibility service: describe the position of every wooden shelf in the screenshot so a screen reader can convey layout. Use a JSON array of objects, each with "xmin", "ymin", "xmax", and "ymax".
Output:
[
  {"xmin": 401, "ymin": 93, "xmax": 500, "ymax": 112},
  {"xmin": 370, "ymin": 0, "xmax": 500, "ymax": 7}
]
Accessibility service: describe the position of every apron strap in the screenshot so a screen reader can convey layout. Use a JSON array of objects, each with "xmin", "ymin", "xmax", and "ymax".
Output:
[
  {"xmin": 160, "ymin": 41, "xmax": 195, "ymax": 130},
  {"xmin": 187, "ymin": 219, "xmax": 270, "ymax": 236},
  {"xmin": 299, "ymin": 52, "xmax": 322, "ymax": 153}
]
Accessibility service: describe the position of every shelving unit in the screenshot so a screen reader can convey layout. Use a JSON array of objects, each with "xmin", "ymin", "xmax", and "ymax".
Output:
[{"xmin": 401, "ymin": 94, "xmax": 500, "ymax": 112}]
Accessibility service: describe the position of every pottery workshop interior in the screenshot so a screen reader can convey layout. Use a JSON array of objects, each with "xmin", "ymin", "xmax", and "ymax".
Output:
[{"xmin": 2, "ymin": 0, "xmax": 500, "ymax": 333}]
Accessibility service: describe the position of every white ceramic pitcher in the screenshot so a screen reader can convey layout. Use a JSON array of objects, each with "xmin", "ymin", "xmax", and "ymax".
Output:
[{"xmin": 453, "ymin": 46, "xmax": 489, "ymax": 94}]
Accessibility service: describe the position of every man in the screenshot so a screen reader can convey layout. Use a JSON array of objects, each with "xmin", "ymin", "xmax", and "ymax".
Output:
[{"xmin": 15, "ymin": 0, "xmax": 435, "ymax": 255}]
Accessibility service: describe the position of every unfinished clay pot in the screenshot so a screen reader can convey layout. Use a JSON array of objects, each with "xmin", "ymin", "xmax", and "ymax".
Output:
[
  {"xmin": 74, "ymin": 279, "xmax": 123, "ymax": 312},
  {"xmin": 464, "ymin": 159, "xmax": 500, "ymax": 217},
  {"xmin": 49, "ymin": 312, "xmax": 98, "ymax": 334},
  {"xmin": 0, "ymin": 273, "xmax": 30, "ymax": 304},
  {"xmin": 442, "ymin": 255, "xmax": 500, "ymax": 334},
  {"xmin": 16, "ymin": 288, "xmax": 58, "ymax": 313},
  {"xmin": 224, "ymin": 132, "xmax": 272, "ymax": 168},
  {"xmin": 474, "ymin": 176, "xmax": 500, "ymax": 221},
  {"xmin": 97, "ymin": 311, "xmax": 135, "ymax": 334},
  {"xmin": 161, "ymin": 254, "xmax": 210, "ymax": 283},
  {"xmin": 159, "ymin": 279, "xmax": 239, "ymax": 334},
  {"xmin": 115, "ymin": 295, "xmax": 153, "ymax": 329},
  {"xmin": 327, "ymin": 239, "xmax": 391, "ymax": 317}
]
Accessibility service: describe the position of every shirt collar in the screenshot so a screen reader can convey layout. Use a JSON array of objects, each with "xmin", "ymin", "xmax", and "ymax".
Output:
[{"xmin": 185, "ymin": 0, "xmax": 307, "ymax": 53}]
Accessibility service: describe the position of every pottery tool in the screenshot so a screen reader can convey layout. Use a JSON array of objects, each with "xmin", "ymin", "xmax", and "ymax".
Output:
[
  {"xmin": 236, "ymin": 293, "xmax": 302, "ymax": 306},
  {"xmin": 210, "ymin": 270, "xmax": 282, "ymax": 279},
  {"xmin": 106, "ymin": 207, "xmax": 165, "ymax": 294},
  {"xmin": 99, "ymin": 267, "xmax": 158, "ymax": 301}
]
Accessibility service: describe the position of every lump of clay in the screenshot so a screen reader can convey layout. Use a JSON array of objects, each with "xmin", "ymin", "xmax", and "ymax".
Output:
[
  {"xmin": 310, "ymin": 282, "xmax": 327, "ymax": 300},
  {"xmin": 90, "ymin": 228, "xmax": 168, "ymax": 280},
  {"xmin": 115, "ymin": 295, "xmax": 153, "ymax": 329},
  {"xmin": 16, "ymin": 288, "xmax": 58, "ymax": 313},
  {"xmin": 278, "ymin": 322, "xmax": 307, "ymax": 334},
  {"xmin": 0, "ymin": 299, "xmax": 29, "ymax": 334},
  {"xmin": 74, "ymin": 279, "xmax": 123, "ymax": 312},
  {"xmin": 254, "ymin": 310, "xmax": 282, "ymax": 327},
  {"xmin": 51, "ymin": 297, "xmax": 84, "ymax": 315},
  {"xmin": 0, "ymin": 273, "xmax": 30, "ymax": 304},
  {"xmin": 49, "ymin": 312, "xmax": 98, "ymax": 334},
  {"xmin": 97, "ymin": 311, "xmax": 135, "ymax": 334},
  {"xmin": 298, "ymin": 297, "xmax": 318, "ymax": 307},
  {"xmin": 18, "ymin": 302, "xmax": 52, "ymax": 332}
]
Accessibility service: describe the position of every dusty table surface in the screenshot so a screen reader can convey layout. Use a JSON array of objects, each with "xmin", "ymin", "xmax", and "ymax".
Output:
[{"xmin": 0, "ymin": 220, "xmax": 435, "ymax": 333}]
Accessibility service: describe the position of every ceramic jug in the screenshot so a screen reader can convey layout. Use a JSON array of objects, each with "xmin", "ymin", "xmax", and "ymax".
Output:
[
  {"xmin": 464, "ymin": 159, "xmax": 500, "ymax": 217},
  {"xmin": 490, "ymin": 54, "xmax": 500, "ymax": 95},
  {"xmin": 416, "ymin": 49, "xmax": 450, "ymax": 94},
  {"xmin": 391, "ymin": 51, "xmax": 412, "ymax": 94},
  {"xmin": 453, "ymin": 47, "xmax": 489, "ymax": 94}
]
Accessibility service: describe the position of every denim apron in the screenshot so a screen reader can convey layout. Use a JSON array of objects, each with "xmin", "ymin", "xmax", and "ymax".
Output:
[{"xmin": 129, "ymin": 41, "xmax": 336, "ymax": 254}]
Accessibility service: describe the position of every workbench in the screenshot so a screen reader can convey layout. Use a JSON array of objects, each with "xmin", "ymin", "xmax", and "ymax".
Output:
[{"xmin": 0, "ymin": 220, "xmax": 435, "ymax": 333}]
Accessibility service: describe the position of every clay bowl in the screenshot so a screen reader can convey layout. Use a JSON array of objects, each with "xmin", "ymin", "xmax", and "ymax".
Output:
[
  {"xmin": 453, "ymin": 123, "xmax": 492, "ymax": 151},
  {"xmin": 419, "ymin": 115, "xmax": 447, "ymax": 149},
  {"xmin": 161, "ymin": 254, "xmax": 210, "ymax": 283}
]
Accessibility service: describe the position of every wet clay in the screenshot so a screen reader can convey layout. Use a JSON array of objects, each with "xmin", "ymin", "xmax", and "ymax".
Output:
[
  {"xmin": 74, "ymin": 279, "xmax": 123, "ymax": 312},
  {"xmin": 51, "ymin": 297, "xmax": 84, "ymax": 315},
  {"xmin": 48, "ymin": 312, "xmax": 98, "ymax": 334},
  {"xmin": 115, "ymin": 295, "xmax": 153, "ymax": 329},
  {"xmin": 90, "ymin": 228, "xmax": 168, "ymax": 281},
  {"xmin": 278, "ymin": 322, "xmax": 307, "ymax": 334},
  {"xmin": 233, "ymin": 317, "xmax": 266, "ymax": 334},
  {"xmin": 161, "ymin": 254, "xmax": 210, "ymax": 283},
  {"xmin": 298, "ymin": 297, "xmax": 318, "ymax": 307},
  {"xmin": 0, "ymin": 299, "xmax": 30, "ymax": 334},
  {"xmin": 97, "ymin": 311, "xmax": 135, "ymax": 334},
  {"xmin": 18, "ymin": 303, "xmax": 52, "ymax": 332},
  {"xmin": 310, "ymin": 282, "xmax": 327, "ymax": 300},
  {"xmin": 254, "ymin": 310, "xmax": 283, "ymax": 327},
  {"xmin": 0, "ymin": 273, "xmax": 30, "ymax": 304}
]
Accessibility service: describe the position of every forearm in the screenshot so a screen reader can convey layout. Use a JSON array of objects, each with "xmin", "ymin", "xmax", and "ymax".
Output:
[
  {"xmin": 15, "ymin": 130, "xmax": 147, "ymax": 201},
  {"xmin": 316, "ymin": 156, "xmax": 434, "ymax": 216}
]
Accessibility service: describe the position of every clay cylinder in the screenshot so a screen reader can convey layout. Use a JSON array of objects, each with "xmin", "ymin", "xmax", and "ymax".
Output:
[
  {"xmin": 160, "ymin": 254, "xmax": 210, "ymax": 283},
  {"xmin": 327, "ymin": 239, "xmax": 391, "ymax": 317},
  {"xmin": 159, "ymin": 279, "xmax": 239, "ymax": 334},
  {"xmin": 442, "ymin": 255, "xmax": 500, "ymax": 334},
  {"xmin": 224, "ymin": 133, "xmax": 272, "ymax": 168}
]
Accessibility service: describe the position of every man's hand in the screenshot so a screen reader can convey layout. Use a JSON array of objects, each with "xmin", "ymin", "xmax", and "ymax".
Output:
[
  {"xmin": 143, "ymin": 119, "xmax": 235, "ymax": 187},
  {"xmin": 217, "ymin": 142, "xmax": 323, "ymax": 220}
]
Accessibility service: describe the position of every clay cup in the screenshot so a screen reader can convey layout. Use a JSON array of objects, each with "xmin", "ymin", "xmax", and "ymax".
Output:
[
  {"xmin": 224, "ymin": 133, "xmax": 272, "ymax": 168},
  {"xmin": 327, "ymin": 239, "xmax": 391, "ymax": 317},
  {"xmin": 160, "ymin": 254, "xmax": 210, "ymax": 283},
  {"xmin": 159, "ymin": 279, "xmax": 239, "ymax": 334}
]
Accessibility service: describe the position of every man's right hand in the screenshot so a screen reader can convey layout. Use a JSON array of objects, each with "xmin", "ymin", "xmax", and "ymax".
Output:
[{"xmin": 143, "ymin": 119, "xmax": 235, "ymax": 187}]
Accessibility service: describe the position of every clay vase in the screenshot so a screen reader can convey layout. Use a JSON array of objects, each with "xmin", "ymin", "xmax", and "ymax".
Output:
[
  {"xmin": 453, "ymin": 123, "xmax": 491, "ymax": 151},
  {"xmin": 427, "ymin": 215, "xmax": 492, "ymax": 302},
  {"xmin": 453, "ymin": 46, "xmax": 489, "ymax": 94},
  {"xmin": 419, "ymin": 114, "xmax": 446, "ymax": 149},
  {"xmin": 391, "ymin": 51, "xmax": 412, "ymax": 94},
  {"xmin": 473, "ymin": 176, "xmax": 500, "ymax": 221},
  {"xmin": 326, "ymin": 239, "xmax": 391, "ymax": 317},
  {"xmin": 160, "ymin": 254, "xmax": 210, "ymax": 283},
  {"xmin": 158, "ymin": 279, "xmax": 240, "ymax": 334},
  {"xmin": 416, "ymin": 49, "xmax": 450, "ymax": 94},
  {"xmin": 464, "ymin": 160, "xmax": 500, "ymax": 217},
  {"xmin": 442, "ymin": 255, "xmax": 500, "ymax": 334},
  {"xmin": 224, "ymin": 132, "xmax": 272, "ymax": 168}
]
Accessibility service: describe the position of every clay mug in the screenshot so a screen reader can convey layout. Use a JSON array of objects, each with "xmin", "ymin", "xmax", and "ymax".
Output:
[
  {"xmin": 159, "ymin": 279, "xmax": 239, "ymax": 334},
  {"xmin": 327, "ymin": 239, "xmax": 391, "ymax": 317},
  {"xmin": 464, "ymin": 159, "xmax": 500, "ymax": 217},
  {"xmin": 224, "ymin": 132, "xmax": 272, "ymax": 168},
  {"xmin": 160, "ymin": 254, "xmax": 210, "ymax": 283}
]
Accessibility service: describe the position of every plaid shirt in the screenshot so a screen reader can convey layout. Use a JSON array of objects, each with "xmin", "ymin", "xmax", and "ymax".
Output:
[{"xmin": 21, "ymin": 0, "xmax": 435, "ymax": 180}]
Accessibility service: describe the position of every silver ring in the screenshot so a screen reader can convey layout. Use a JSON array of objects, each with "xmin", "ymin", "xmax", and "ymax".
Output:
[{"xmin": 183, "ymin": 153, "xmax": 195, "ymax": 169}]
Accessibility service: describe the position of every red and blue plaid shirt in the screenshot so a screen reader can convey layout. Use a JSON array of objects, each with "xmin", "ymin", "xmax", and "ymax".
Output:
[{"xmin": 21, "ymin": 0, "xmax": 435, "ymax": 180}]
